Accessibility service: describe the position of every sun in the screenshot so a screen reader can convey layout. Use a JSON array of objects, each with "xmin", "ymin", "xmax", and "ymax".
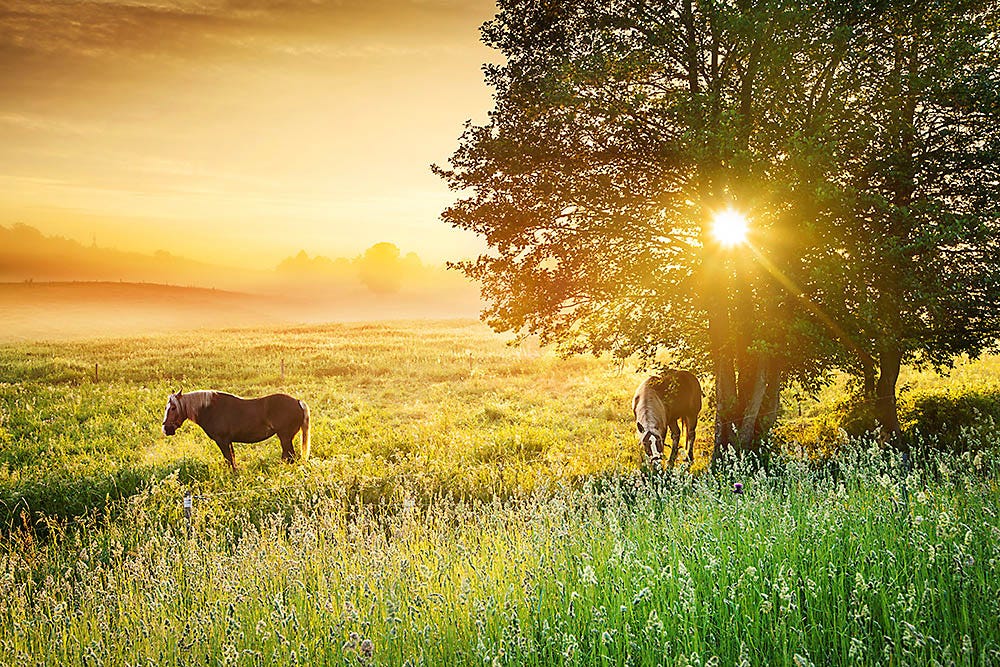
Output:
[{"xmin": 712, "ymin": 208, "xmax": 749, "ymax": 247}]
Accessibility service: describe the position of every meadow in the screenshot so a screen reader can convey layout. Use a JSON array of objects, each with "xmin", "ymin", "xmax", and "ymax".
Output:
[{"xmin": 1, "ymin": 321, "xmax": 998, "ymax": 665}]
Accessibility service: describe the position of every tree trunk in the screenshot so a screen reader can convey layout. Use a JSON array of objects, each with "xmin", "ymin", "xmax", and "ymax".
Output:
[
  {"xmin": 710, "ymin": 312, "xmax": 738, "ymax": 462},
  {"xmin": 738, "ymin": 364, "xmax": 768, "ymax": 451},
  {"xmin": 704, "ymin": 227, "xmax": 737, "ymax": 461},
  {"xmin": 862, "ymin": 361, "xmax": 876, "ymax": 399},
  {"xmin": 875, "ymin": 344, "xmax": 902, "ymax": 445},
  {"xmin": 758, "ymin": 376, "xmax": 783, "ymax": 437}
]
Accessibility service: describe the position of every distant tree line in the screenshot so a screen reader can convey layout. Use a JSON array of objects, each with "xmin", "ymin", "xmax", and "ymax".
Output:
[
  {"xmin": 278, "ymin": 242, "xmax": 449, "ymax": 294},
  {"xmin": 437, "ymin": 0, "xmax": 1000, "ymax": 456}
]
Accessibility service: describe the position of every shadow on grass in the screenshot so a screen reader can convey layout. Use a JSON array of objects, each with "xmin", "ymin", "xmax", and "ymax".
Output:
[{"xmin": 0, "ymin": 457, "xmax": 213, "ymax": 535}]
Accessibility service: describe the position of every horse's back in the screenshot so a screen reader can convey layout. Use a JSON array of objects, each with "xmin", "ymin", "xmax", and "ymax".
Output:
[
  {"xmin": 650, "ymin": 370, "xmax": 702, "ymax": 421},
  {"xmin": 215, "ymin": 391, "xmax": 299, "ymax": 410},
  {"xmin": 254, "ymin": 392, "xmax": 302, "ymax": 408},
  {"xmin": 675, "ymin": 370, "xmax": 702, "ymax": 418},
  {"xmin": 253, "ymin": 393, "xmax": 305, "ymax": 428},
  {"xmin": 201, "ymin": 392, "xmax": 304, "ymax": 442}
]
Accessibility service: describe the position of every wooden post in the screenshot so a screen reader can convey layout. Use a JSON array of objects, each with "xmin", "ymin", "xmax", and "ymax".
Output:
[
  {"xmin": 281, "ymin": 358, "xmax": 285, "ymax": 382},
  {"xmin": 94, "ymin": 363, "xmax": 99, "ymax": 383},
  {"xmin": 183, "ymin": 492, "xmax": 193, "ymax": 538}
]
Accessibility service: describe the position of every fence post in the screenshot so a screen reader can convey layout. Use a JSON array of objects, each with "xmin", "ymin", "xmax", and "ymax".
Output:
[
  {"xmin": 94, "ymin": 363, "xmax": 99, "ymax": 383},
  {"xmin": 183, "ymin": 492, "xmax": 193, "ymax": 538},
  {"xmin": 281, "ymin": 358, "xmax": 285, "ymax": 382}
]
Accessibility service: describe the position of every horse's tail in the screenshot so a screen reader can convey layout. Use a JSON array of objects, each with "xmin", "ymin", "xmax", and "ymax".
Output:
[{"xmin": 299, "ymin": 400, "xmax": 311, "ymax": 461}]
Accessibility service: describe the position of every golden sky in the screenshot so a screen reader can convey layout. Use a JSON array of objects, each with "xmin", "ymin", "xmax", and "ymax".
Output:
[{"xmin": 0, "ymin": 0, "xmax": 496, "ymax": 266}]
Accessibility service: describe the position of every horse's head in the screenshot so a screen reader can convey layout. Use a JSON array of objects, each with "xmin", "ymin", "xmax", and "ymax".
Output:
[
  {"xmin": 162, "ymin": 390, "xmax": 186, "ymax": 436},
  {"xmin": 636, "ymin": 422, "xmax": 663, "ymax": 463}
]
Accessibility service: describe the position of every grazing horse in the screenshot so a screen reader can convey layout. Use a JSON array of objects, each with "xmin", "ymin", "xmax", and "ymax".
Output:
[
  {"xmin": 632, "ymin": 370, "xmax": 702, "ymax": 466},
  {"xmin": 162, "ymin": 389, "xmax": 310, "ymax": 472}
]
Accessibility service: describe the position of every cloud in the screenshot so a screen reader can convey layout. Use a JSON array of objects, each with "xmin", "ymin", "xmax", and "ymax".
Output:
[
  {"xmin": 1, "ymin": 2, "xmax": 237, "ymax": 59},
  {"xmin": 0, "ymin": 0, "xmax": 494, "ymax": 61},
  {"xmin": 0, "ymin": 0, "xmax": 495, "ymax": 129}
]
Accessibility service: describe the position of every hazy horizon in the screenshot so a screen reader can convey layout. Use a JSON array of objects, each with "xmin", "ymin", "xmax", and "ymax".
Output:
[
  {"xmin": 0, "ymin": 221, "xmax": 478, "ymax": 290},
  {"xmin": 0, "ymin": 221, "xmax": 482, "ymax": 339},
  {"xmin": 0, "ymin": 0, "xmax": 497, "ymax": 266}
]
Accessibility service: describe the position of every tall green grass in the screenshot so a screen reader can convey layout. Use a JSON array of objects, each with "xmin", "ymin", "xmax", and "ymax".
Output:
[{"xmin": 1, "ymin": 449, "xmax": 998, "ymax": 665}]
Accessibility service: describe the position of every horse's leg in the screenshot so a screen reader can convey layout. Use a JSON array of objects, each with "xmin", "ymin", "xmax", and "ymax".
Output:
[
  {"xmin": 667, "ymin": 421, "xmax": 681, "ymax": 466},
  {"xmin": 215, "ymin": 439, "xmax": 237, "ymax": 474},
  {"xmin": 684, "ymin": 415, "xmax": 697, "ymax": 463},
  {"xmin": 278, "ymin": 432, "xmax": 296, "ymax": 463}
]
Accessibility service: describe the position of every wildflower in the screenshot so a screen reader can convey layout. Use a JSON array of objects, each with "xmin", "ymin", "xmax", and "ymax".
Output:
[
  {"xmin": 733, "ymin": 482, "xmax": 744, "ymax": 494},
  {"xmin": 563, "ymin": 636, "xmax": 577, "ymax": 660},
  {"xmin": 645, "ymin": 608, "xmax": 664, "ymax": 635},
  {"xmin": 359, "ymin": 638, "xmax": 374, "ymax": 659},
  {"xmin": 848, "ymin": 637, "xmax": 865, "ymax": 661},
  {"xmin": 632, "ymin": 586, "xmax": 652, "ymax": 605}
]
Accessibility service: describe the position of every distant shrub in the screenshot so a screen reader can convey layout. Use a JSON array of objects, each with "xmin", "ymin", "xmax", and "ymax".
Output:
[
  {"xmin": 770, "ymin": 414, "xmax": 848, "ymax": 458},
  {"xmin": 837, "ymin": 392, "xmax": 879, "ymax": 438},
  {"xmin": 773, "ymin": 387, "xmax": 1000, "ymax": 456},
  {"xmin": 902, "ymin": 391, "xmax": 1000, "ymax": 451}
]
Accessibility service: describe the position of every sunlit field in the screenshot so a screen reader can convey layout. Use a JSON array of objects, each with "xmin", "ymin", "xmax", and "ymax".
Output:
[{"xmin": 1, "ymin": 322, "xmax": 999, "ymax": 665}]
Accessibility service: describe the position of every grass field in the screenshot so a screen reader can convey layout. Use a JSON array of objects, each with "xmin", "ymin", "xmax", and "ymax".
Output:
[{"xmin": 1, "ymin": 321, "xmax": 999, "ymax": 665}]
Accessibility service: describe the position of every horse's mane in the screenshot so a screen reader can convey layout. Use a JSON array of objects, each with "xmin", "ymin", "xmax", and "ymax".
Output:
[
  {"xmin": 178, "ymin": 391, "xmax": 214, "ymax": 420},
  {"xmin": 634, "ymin": 380, "xmax": 666, "ymax": 434}
]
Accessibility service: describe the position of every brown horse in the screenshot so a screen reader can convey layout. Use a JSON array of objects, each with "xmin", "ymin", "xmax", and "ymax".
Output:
[
  {"xmin": 632, "ymin": 370, "xmax": 702, "ymax": 466},
  {"xmin": 162, "ymin": 390, "xmax": 310, "ymax": 472}
]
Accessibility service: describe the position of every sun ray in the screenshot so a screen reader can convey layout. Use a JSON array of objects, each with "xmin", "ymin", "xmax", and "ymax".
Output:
[{"xmin": 745, "ymin": 242, "xmax": 875, "ymax": 369}]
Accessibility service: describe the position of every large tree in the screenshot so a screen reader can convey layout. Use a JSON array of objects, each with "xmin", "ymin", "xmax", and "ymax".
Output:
[
  {"xmin": 806, "ymin": 0, "xmax": 1000, "ymax": 440},
  {"xmin": 437, "ymin": 0, "xmax": 998, "ymax": 455}
]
